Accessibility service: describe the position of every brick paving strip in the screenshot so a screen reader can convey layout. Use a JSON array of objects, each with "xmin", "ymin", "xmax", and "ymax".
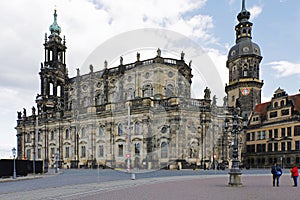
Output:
[{"xmin": 0, "ymin": 174, "xmax": 299, "ymax": 200}]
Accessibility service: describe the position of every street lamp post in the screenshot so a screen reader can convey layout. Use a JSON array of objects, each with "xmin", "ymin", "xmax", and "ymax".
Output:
[
  {"xmin": 12, "ymin": 147, "xmax": 17, "ymax": 179},
  {"xmin": 224, "ymin": 108, "xmax": 247, "ymax": 186}
]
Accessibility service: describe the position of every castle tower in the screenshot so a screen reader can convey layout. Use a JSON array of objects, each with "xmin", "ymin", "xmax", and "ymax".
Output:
[
  {"xmin": 225, "ymin": 0, "xmax": 263, "ymax": 117},
  {"xmin": 36, "ymin": 9, "xmax": 68, "ymax": 114}
]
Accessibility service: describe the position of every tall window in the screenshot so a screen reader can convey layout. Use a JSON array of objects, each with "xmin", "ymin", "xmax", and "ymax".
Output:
[
  {"xmin": 38, "ymin": 148, "xmax": 41, "ymax": 159},
  {"xmin": 99, "ymin": 145, "xmax": 104, "ymax": 157},
  {"xmin": 65, "ymin": 146, "xmax": 70, "ymax": 158},
  {"xmin": 65, "ymin": 129, "xmax": 69, "ymax": 140},
  {"xmin": 294, "ymin": 126, "xmax": 300, "ymax": 136},
  {"xmin": 274, "ymin": 129, "xmax": 278, "ymax": 138},
  {"xmin": 287, "ymin": 127, "xmax": 292, "ymax": 137},
  {"xmin": 57, "ymin": 85, "xmax": 61, "ymax": 97},
  {"xmin": 274, "ymin": 143, "xmax": 278, "ymax": 152},
  {"xmin": 287, "ymin": 142, "xmax": 292, "ymax": 151},
  {"xmin": 269, "ymin": 130, "xmax": 273, "ymax": 138},
  {"xmin": 281, "ymin": 142, "xmax": 286, "ymax": 151},
  {"xmin": 51, "ymin": 131, "xmax": 55, "ymax": 140},
  {"xmin": 135, "ymin": 143, "xmax": 140, "ymax": 155},
  {"xmin": 262, "ymin": 131, "xmax": 266, "ymax": 140},
  {"xmin": 268, "ymin": 143, "xmax": 272, "ymax": 152},
  {"xmin": 81, "ymin": 146, "xmax": 86, "ymax": 158},
  {"xmin": 26, "ymin": 149, "xmax": 31, "ymax": 160},
  {"xmin": 281, "ymin": 128, "xmax": 286, "ymax": 137},
  {"xmin": 295, "ymin": 141, "xmax": 300, "ymax": 150},
  {"xmin": 143, "ymin": 85, "xmax": 152, "ymax": 97},
  {"xmin": 161, "ymin": 142, "xmax": 168, "ymax": 158},
  {"xmin": 257, "ymin": 132, "xmax": 261, "ymax": 140},
  {"xmin": 118, "ymin": 144, "xmax": 123, "ymax": 157}
]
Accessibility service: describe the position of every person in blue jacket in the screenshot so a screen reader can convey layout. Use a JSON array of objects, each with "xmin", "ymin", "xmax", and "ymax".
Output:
[{"xmin": 271, "ymin": 162, "xmax": 282, "ymax": 187}]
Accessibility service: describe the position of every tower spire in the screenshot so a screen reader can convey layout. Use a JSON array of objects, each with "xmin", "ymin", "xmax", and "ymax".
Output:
[
  {"xmin": 49, "ymin": 9, "xmax": 61, "ymax": 35},
  {"xmin": 242, "ymin": 0, "xmax": 245, "ymax": 11},
  {"xmin": 237, "ymin": 0, "xmax": 250, "ymax": 22}
]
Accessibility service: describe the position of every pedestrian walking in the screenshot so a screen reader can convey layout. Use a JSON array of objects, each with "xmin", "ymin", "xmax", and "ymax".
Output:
[
  {"xmin": 271, "ymin": 162, "xmax": 282, "ymax": 187},
  {"xmin": 290, "ymin": 165, "xmax": 299, "ymax": 187}
]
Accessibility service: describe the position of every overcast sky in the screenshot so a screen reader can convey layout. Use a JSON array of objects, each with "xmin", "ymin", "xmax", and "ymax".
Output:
[{"xmin": 1, "ymin": 0, "xmax": 300, "ymax": 158}]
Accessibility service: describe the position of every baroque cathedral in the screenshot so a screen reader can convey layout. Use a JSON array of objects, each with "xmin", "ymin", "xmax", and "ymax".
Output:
[{"xmin": 15, "ymin": 0, "xmax": 264, "ymax": 170}]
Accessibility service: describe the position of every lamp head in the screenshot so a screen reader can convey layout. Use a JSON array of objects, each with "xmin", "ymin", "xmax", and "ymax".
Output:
[{"xmin": 12, "ymin": 147, "xmax": 16, "ymax": 157}]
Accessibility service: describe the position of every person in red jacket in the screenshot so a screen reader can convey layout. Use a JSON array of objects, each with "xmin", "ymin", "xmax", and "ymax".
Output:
[{"xmin": 290, "ymin": 165, "xmax": 299, "ymax": 187}]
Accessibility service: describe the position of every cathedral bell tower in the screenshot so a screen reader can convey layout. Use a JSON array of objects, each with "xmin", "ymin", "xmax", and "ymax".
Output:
[
  {"xmin": 36, "ymin": 9, "xmax": 68, "ymax": 114},
  {"xmin": 225, "ymin": 0, "xmax": 263, "ymax": 117}
]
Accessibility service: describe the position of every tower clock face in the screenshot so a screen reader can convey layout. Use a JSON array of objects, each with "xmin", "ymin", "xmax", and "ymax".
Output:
[{"xmin": 241, "ymin": 87, "xmax": 250, "ymax": 96}]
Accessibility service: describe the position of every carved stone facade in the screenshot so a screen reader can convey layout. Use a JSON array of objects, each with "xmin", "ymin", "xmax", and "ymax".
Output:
[{"xmin": 15, "ymin": 10, "xmax": 221, "ymax": 170}]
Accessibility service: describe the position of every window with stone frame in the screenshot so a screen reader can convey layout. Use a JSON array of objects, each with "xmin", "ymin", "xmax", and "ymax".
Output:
[
  {"xmin": 65, "ymin": 146, "xmax": 70, "ymax": 158},
  {"xmin": 294, "ymin": 126, "xmax": 300, "ymax": 136},
  {"xmin": 281, "ymin": 128, "xmax": 286, "ymax": 138},
  {"xmin": 161, "ymin": 142, "xmax": 168, "ymax": 158},
  {"xmin": 268, "ymin": 143, "xmax": 272, "ymax": 152},
  {"xmin": 26, "ymin": 149, "xmax": 31, "ymax": 160},
  {"xmin": 118, "ymin": 144, "xmax": 123, "ymax": 157},
  {"xmin": 65, "ymin": 129, "xmax": 70, "ymax": 140},
  {"xmin": 81, "ymin": 146, "xmax": 86, "ymax": 158},
  {"xmin": 135, "ymin": 143, "xmax": 140, "ymax": 155},
  {"xmin": 99, "ymin": 144, "xmax": 104, "ymax": 157},
  {"xmin": 51, "ymin": 131, "xmax": 55, "ymax": 140},
  {"xmin": 38, "ymin": 148, "xmax": 41, "ymax": 159}
]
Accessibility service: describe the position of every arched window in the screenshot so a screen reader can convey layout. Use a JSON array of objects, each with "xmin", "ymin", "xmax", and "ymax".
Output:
[
  {"xmin": 50, "ymin": 83, "xmax": 54, "ymax": 96},
  {"xmin": 99, "ymin": 126, "xmax": 104, "ymax": 136},
  {"xmin": 65, "ymin": 129, "xmax": 69, "ymax": 140},
  {"xmin": 280, "ymin": 100, "xmax": 284, "ymax": 107},
  {"xmin": 161, "ymin": 142, "xmax": 168, "ymax": 158},
  {"xmin": 135, "ymin": 122, "xmax": 140, "ymax": 135},
  {"xmin": 50, "ymin": 131, "xmax": 55, "ymax": 141},
  {"xmin": 118, "ymin": 124, "xmax": 123, "ymax": 136},
  {"xmin": 165, "ymin": 84, "xmax": 173, "ymax": 97},
  {"xmin": 57, "ymin": 85, "xmax": 61, "ymax": 97},
  {"xmin": 274, "ymin": 102, "xmax": 278, "ymax": 108},
  {"xmin": 143, "ymin": 84, "xmax": 152, "ymax": 97}
]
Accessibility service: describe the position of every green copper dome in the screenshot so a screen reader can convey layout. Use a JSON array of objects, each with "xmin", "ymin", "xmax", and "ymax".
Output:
[{"xmin": 49, "ymin": 9, "xmax": 61, "ymax": 35}]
